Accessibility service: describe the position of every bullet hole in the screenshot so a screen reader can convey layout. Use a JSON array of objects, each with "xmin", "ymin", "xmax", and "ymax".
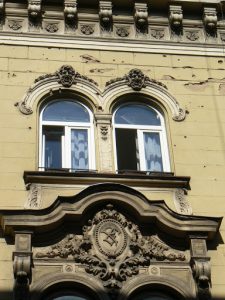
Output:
[
  {"xmin": 201, "ymin": 105, "xmax": 204, "ymax": 108},
  {"xmin": 113, "ymin": 59, "xmax": 115, "ymax": 62},
  {"xmin": 192, "ymin": 74, "xmax": 196, "ymax": 78},
  {"xmin": 28, "ymin": 127, "xmax": 32, "ymax": 130},
  {"xmin": 178, "ymin": 59, "xmax": 180, "ymax": 61},
  {"xmin": 218, "ymin": 60, "xmax": 223, "ymax": 64},
  {"xmin": 185, "ymin": 110, "xmax": 190, "ymax": 114},
  {"xmin": 184, "ymin": 136, "xmax": 187, "ymax": 138},
  {"xmin": 163, "ymin": 54, "xmax": 167, "ymax": 57},
  {"xmin": 203, "ymin": 165, "xmax": 206, "ymax": 168},
  {"xmin": 174, "ymin": 144, "xmax": 176, "ymax": 147}
]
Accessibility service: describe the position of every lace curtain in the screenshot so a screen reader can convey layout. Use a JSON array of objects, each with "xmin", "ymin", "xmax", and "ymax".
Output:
[
  {"xmin": 71, "ymin": 129, "xmax": 89, "ymax": 170},
  {"xmin": 144, "ymin": 132, "xmax": 163, "ymax": 171}
]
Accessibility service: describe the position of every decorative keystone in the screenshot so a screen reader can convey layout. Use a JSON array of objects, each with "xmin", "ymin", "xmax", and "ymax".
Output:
[
  {"xmin": 169, "ymin": 5, "xmax": 183, "ymax": 33},
  {"xmin": 99, "ymin": 1, "xmax": 112, "ymax": 30},
  {"xmin": 134, "ymin": 2, "xmax": 148, "ymax": 32},
  {"xmin": 64, "ymin": 0, "xmax": 77, "ymax": 24},
  {"xmin": 203, "ymin": 7, "xmax": 217, "ymax": 35}
]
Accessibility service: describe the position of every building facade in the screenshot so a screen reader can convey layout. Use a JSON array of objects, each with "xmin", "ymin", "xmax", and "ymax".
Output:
[{"xmin": 0, "ymin": 0, "xmax": 225, "ymax": 299}]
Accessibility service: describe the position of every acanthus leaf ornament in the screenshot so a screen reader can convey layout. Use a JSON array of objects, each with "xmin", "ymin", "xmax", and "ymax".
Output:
[{"xmin": 35, "ymin": 204, "xmax": 186, "ymax": 290}]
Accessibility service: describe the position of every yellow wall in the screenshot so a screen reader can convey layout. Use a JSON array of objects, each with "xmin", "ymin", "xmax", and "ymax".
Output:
[{"xmin": 0, "ymin": 44, "xmax": 225, "ymax": 296}]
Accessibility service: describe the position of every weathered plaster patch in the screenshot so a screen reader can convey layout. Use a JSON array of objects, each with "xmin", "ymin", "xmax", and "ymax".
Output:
[
  {"xmin": 162, "ymin": 75, "xmax": 176, "ymax": 80},
  {"xmin": 89, "ymin": 68, "xmax": 115, "ymax": 74},
  {"xmin": 80, "ymin": 54, "xmax": 101, "ymax": 63}
]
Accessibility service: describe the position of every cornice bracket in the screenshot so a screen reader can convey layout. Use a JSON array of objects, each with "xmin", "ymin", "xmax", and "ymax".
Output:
[
  {"xmin": 169, "ymin": 5, "xmax": 183, "ymax": 35},
  {"xmin": 64, "ymin": 0, "xmax": 77, "ymax": 26},
  {"xmin": 134, "ymin": 2, "xmax": 148, "ymax": 33},
  {"xmin": 203, "ymin": 7, "xmax": 217, "ymax": 36},
  {"xmin": 190, "ymin": 238, "xmax": 211, "ymax": 300},
  {"xmin": 13, "ymin": 232, "xmax": 33, "ymax": 300},
  {"xmin": 28, "ymin": 0, "xmax": 42, "ymax": 26},
  {"xmin": 0, "ymin": 0, "xmax": 5, "ymax": 19},
  {"xmin": 99, "ymin": 1, "xmax": 113, "ymax": 31}
]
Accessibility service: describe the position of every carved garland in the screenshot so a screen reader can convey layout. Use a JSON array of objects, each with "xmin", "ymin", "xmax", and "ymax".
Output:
[{"xmin": 35, "ymin": 204, "xmax": 186, "ymax": 290}]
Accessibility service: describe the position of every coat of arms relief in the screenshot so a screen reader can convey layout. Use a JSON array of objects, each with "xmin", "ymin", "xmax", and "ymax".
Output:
[{"xmin": 35, "ymin": 204, "xmax": 186, "ymax": 289}]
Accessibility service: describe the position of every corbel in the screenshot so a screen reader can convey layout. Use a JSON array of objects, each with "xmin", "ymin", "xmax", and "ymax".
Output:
[
  {"xmin": 190, "ymin": 237, "xmax": 211, "ymax": 300},
  {"xmin": 203, "ymin": 7, "xmax": 217, "ymax": 36},
  {"xmin": 64, "ymin": 0, "xmax": 77, "ymax": 26},
  {"xmin": 99, "ymin": 1, "xmax": 112, "ymax": 31},
  {"xmin": 134, "ymin": 2, "xmax": 148, "ymax": 33},
  {"xmin": 169, "ymin": 5, "xmax": 183, "ymax": 35},
  {"xmin": 13, "ymin": 232, "xmax": 33, "ymax": 300},
  {"xmin": 0, "ymin": 0, "xmax": 5, "ymax": 22},
  {"xmin": 28, "ymin": 0, "xmax": 42, "ymax": 26}
]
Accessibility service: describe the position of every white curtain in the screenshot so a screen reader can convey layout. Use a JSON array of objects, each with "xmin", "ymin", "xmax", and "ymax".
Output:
[
  {"xmin": 71, "ymin": 129, "xmax": 88, "ymax": 170},
  {"xmin": 144, "ymin": 132, "xmax": 162, "ymax": 172}
]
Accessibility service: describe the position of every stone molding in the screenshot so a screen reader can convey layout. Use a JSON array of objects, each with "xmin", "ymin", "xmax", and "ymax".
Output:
[
  {"xmin": 0, "ymin": 183, "xmax": 221, "ymax": 240},
  {"xmin": 0, "ymin": 2, "xmax": 224, "ymax": 47},
  {"xmin": 16, "ymin": 66, "xmax": 187, "ymax": 122}
]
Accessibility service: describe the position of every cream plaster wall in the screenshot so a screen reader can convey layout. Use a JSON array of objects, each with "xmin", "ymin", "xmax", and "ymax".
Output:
[{"xmin": 0, "ymin": 44, "xmax": 225, "ymax": 296}]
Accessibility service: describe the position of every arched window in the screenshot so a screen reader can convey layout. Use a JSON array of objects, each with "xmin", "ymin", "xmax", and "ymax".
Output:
[
  {"xmin": 113, "ymin": 103, "xmax": 170, "ymax": 172},
  {"xmin": 39, "ymin": 99, "xmax": 95, "ymax": 171}
]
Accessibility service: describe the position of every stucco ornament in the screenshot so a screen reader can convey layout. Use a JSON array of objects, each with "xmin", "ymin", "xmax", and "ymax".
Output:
[
  {"xmin": 28, "ymin": 0, "xmax": 41, "ymax": 19},
  {"xmin": 99, "ymin": 1, "xmax": 112, "ymax": 29},
  {"xmin": 203, "ymin": 7, "xmax": 217, "ymax": 33},
  {"xmin": 64, "ymin": 0, "xmax": 77, "ymax": 23},
  {"xmin": 35, "ymin": 204, "xmax": 185, "ymax": 290},
  {"xmin": 106, "ymin": 69, "xmax": 167, "ymax": 91}
]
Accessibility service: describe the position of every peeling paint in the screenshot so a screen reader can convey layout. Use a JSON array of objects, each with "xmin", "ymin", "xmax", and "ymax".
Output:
[
  {"xmin": 219, "ymin": 83, "xmax": 225, "ymax": 94},
  {"xmin": 162, "ymin": 75, "xmax": 175, "ymax": 80},
  {"xmin": 184, "ymin": 80, "xmax": 209, "ymax": 90},
  {"xmin": 89, "ymin": 68, "xmax": 114, "ymax": 74},
  {"xmin": 80, "ymin": 54, "xmax": 101, "ymax": 63}
]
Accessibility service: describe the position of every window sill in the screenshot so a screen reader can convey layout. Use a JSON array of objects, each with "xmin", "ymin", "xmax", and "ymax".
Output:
[{"xmin": 24, "ymin": 170, "xmax": 190, "ymax": 190}]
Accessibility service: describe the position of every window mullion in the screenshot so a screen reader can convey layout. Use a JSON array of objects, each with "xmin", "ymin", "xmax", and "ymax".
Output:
[{"xmin": 64, "ymin": 126, "xmax": 71, "ymax": 169}]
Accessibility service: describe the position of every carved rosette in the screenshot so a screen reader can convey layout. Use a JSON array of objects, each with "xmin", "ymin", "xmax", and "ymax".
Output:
[{"xmin": 35, "ymin": 204, "xmax": 186, "ymax": 289}]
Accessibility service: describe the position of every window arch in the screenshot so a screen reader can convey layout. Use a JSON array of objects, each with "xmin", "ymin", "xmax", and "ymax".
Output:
[
  {"xmin": 113, "ymin": 103, "xmax": 170, "ymax": 172},
  {"xmin": 39, "ymin": 99, "xmax": 95, "ymax": 171}
]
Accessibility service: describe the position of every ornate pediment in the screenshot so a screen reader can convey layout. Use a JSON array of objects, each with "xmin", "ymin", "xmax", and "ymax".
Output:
[{"xmin": 35, "ymin": 204, "xmax": 185, "ymax": 289}]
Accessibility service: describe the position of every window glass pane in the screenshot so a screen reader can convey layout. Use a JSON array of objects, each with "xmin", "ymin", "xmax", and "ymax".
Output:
[
  {"xmin": 116, "ymin": 128, "xmax": 139, "ymax": 171},
  {"xmin": 43, "ymin": 101, "xmax": 90, "ymax": 122},
  {"xmin": 115, "ymin": 104, "xmax": 161, "ymax": 126},
  {"xmin": 144, "ymin": 132, "xmax": 163, "ymax": 172},
  {"xmin": 43, "ymin": 126, "xmax": 64, "ymax": 169},
  {"xmin": 71, "ymin": 129, "xmax": 89, "ymax": 170}
]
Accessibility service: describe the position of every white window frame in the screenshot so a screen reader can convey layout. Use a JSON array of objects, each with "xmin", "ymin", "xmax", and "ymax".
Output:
[
  {"xmin": 39, "ymin": 100, "xmax": 95, "ymax": 171},
  {"xmin": 113, "ymin": 103, "xmax": 170, "ymax": 172}
]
